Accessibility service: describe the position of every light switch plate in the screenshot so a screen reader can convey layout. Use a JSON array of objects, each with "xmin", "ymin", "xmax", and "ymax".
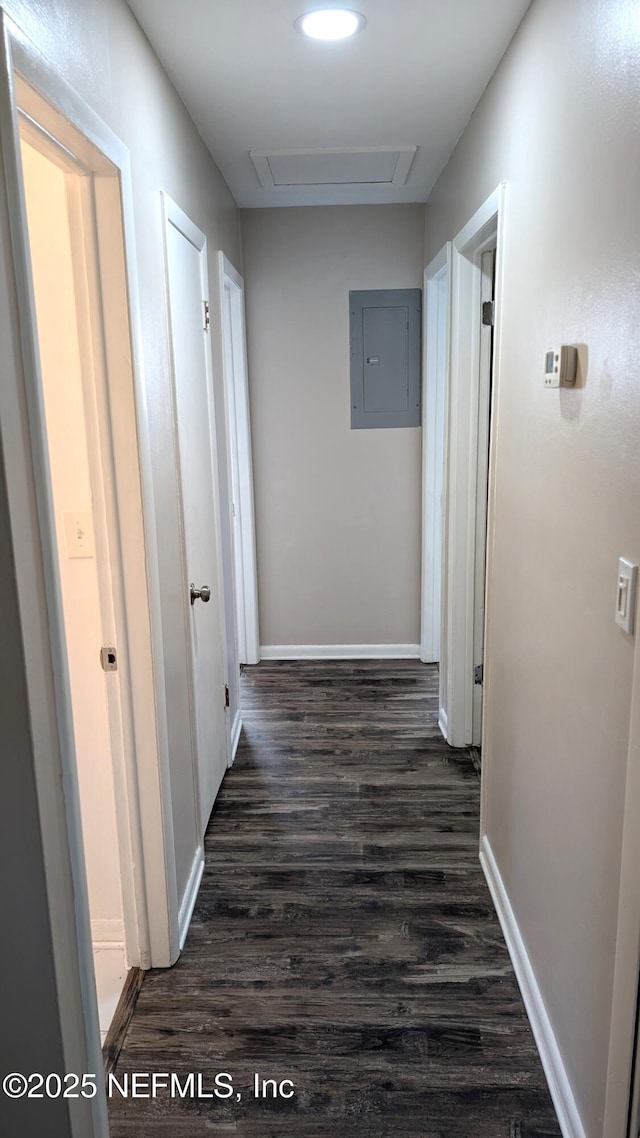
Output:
[
  {"xmin": 63, "ymin": 511, "xmax": 95, "ymax": 559},
  {"xmin": 615, "ymin": 557, "xmax": 637, "ymax": 635}
]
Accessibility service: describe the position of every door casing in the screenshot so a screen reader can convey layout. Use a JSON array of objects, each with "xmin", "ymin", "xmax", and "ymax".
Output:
[
  {"xmin": 421, "ymin": 242, "xmax": 451, "ymax": 670},
  {"xmin": 604, "ymin": 612, "xmax": 640, "ymax": 1136},
  {"xmin": 471, "ymin": 248, "xmax": 495, "ymax": 746},
  {"xmin": 438, "ymin": 184, "xmax": 506, "ymax": 754}
]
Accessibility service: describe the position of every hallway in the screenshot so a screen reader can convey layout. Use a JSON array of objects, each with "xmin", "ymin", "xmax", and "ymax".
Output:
[{"xmin": 108, "ymin": 661, "xmax": 560, "ymax": 1137}]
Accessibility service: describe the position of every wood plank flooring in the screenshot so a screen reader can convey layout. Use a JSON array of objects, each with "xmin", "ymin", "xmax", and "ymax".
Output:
[{"xmin": 108, "ymin": 660, "xmax": 560, "ymax": 1137}]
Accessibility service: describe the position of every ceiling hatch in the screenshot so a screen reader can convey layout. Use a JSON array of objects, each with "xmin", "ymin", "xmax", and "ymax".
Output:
[{"xmin": 250, "ymin": 146, "xmax": 417, "ymax": 190}]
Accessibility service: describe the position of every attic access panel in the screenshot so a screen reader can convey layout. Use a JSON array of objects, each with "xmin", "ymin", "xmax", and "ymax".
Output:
[
  {"xmin": 349, "ymin": 289, "xmax": 422, "ymax": 429},
  {"xmin": 250, "ymin": 147, "xmax": 417, "ymax": 189}
]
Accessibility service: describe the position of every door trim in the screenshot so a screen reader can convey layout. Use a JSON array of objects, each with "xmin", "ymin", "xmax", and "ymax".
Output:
[
  {"xmin": 440, "ymin": 183, "xmax": 506, "ymax": 751},
  {"xmin": 231, "ymin": 708, "xmax": 242, "ymax": 761},
  {"xmin": 471, "ymin": 249, "xmax": 495, "ymax": 746},
  {"xmin": 178, "ymin": 847, "xmax": 205, "ymax": 951},
  {"xmin": 421, "ymin": 242, "xmax": 452, "ymax": 666},
  {"xmin": 218, "ymin": 251, "xmax": 260, "ymax": 666},
  {"xmin": 604, "ymin": 626, "xmax": 640, "ymax": 1137}
]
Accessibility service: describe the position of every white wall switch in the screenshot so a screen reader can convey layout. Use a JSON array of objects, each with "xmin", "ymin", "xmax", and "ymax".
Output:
[
  {"xmin": 63, "ymin": 511, "xmax": 95, "ymax": 559},
  {"xmin": 615, "ymin": 557, "xmax": 637, "ymax": 634}
]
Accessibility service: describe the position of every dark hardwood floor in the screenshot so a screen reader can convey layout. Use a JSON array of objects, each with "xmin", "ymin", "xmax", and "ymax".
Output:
[{"xmin": 108, "ymin": 660, "xmax": 560, "ymax": 1137}]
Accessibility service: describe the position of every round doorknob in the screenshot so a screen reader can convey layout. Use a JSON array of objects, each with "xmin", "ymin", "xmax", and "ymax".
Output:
[{"xmin": 190, "ymin": 583, "xmax": 211, "ymax": 605}]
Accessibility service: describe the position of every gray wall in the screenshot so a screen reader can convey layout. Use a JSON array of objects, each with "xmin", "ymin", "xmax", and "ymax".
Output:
[
  {"xmin": 425, "ymin": 0, "xmax": 640, "ymax": 1132},
  {"xmin": 2, "ymin": 0, "xmax": 241, "ymax": 921},
  {"xmin": 242, "ymin": 204, "xmax": 424, "ymax": 650},
  {"xmin": 0, "ymin": 0, "xmax": 241, "ymax": 1120}
]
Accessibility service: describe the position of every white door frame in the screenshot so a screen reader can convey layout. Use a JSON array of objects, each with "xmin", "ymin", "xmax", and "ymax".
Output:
[
  {"xmin": 19, "ymin": 109, "xmax": 151, "ymax": 958},
  {"xmin": 218, "ymin": 251, "xmax": 260, "ymax": 668},
  {"xmin": 604, "ymin": 623, "xmax": 640, "ymax": 1137},
  {"xmin": 471, "ymin": 249, "xmax": 496, "ymax": 746},
  {"xmin": 440, "ymin": 184, "xmax": 506, "ymax": 749},
  {"xmin": 421, "ymin": 242, "xmax": 452, "ymax": 667},
  {"xmin": 0, "ymin": 16, "xmax": 178, "ymax": 1135}
]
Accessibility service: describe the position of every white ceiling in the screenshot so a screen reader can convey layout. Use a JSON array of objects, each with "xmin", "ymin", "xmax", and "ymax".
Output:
[{"xmin": 127, "ymin": 0, "xmax": 531, "ymax": 208}]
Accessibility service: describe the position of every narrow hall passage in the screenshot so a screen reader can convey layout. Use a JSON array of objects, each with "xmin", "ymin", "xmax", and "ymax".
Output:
[{"xmin": 109, "ymin": 660, "xmax": 559, "ymax": 1137}]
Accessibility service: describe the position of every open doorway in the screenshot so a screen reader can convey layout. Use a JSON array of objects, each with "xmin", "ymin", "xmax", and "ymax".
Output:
[
  {"xmin": 422, "ymin": 239, "xmax": 495, "ymax": 751},
  {"xmin": 19, "ymin": 125, "xmax": 128, "ymax": 1043},
  {"xmin": 437, "ymin": 185, "xmax": 504, "ymax": 751}
]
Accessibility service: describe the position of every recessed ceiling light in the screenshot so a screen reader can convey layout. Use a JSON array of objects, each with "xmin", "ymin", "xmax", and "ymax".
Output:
[{"xmin": 295, "ymin": 9, "xmax": 366, "ymax": 41}]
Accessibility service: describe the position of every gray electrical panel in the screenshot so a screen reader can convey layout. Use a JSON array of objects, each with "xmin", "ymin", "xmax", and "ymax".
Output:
[{"xmin": 349, "ymin": 288, "xmax": 422, "ymax": 429}]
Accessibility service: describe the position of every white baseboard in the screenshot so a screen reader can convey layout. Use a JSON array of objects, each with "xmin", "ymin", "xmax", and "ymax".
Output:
[
  {"xmin": 230, "ymin": 710, "xmax": 242, "ymax": 763},
  {"xmin": 91, "ymin": 918, "xmax": 124, "ymax": 944},
  {"xmin": 259, "ymin": 643, "xmax": 422, "ymax": 660},
  {"xmin": 438, "ymin": 707, "xmax": 448, "ymax": 740},
  {"xmin": 480, "ymin": 835, "xmax": 586, "ymax": 1138},
  {"xmin": 178, "ymin": 846, "xmax": 204, "ymax": 951}
]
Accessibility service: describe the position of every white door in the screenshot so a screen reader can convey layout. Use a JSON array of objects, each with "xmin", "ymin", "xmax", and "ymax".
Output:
[
  {"xmin": 219, "ymin": 253, "xmax": 260, "ymax": 669},
  {"xmin": 471, "ymin": 249, "xmax": 495, "ymax": 745},
  {"xmin": 164, "ymin": 197, "xmax": 228, "ymax": 834},
  {"xmin": 222, "ymin": 285, "xmax": 247, "ymax": 662},
  {"xmin": 422, "ymin": 245, "xmax": 451, "ymax": 671}
]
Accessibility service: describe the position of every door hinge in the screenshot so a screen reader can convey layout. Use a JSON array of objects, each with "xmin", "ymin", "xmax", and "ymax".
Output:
[
  {"xmin": 224, "ymin": 683, "xmax": 230, "ymax": 708},
  {"xmin": 203, "ymin": 300, "xmax": 211, "ymax": 331},
  {"xmin": 482, "ymin": 300, "xmax": 495, "ymax": 327},
  {"xmin": 474, "ymin": 664, "xmax": 484, "ymax": 685}
]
